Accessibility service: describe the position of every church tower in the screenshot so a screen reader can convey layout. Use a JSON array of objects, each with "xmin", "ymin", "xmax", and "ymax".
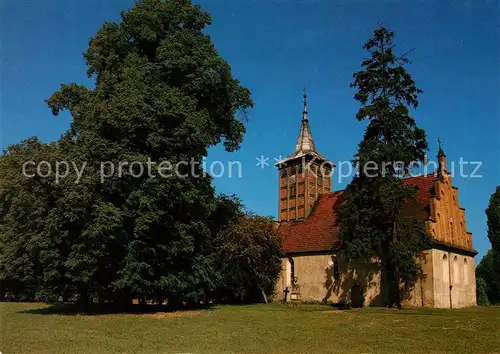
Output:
[{"xmin": 276, "ymin": 90, "xmax": 334, "ymax": 222}]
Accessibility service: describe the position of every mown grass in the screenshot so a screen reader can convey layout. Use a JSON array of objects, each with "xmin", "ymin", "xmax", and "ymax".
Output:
[{"xmin": 1, "ymin": 302, "xmax": 499, "ymax": 353}]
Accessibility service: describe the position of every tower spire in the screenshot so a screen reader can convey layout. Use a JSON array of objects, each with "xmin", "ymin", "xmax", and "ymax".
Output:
[
  {"xmin": 295, "ymin": 89, "xmax": 315, "ymax": 152},
  {"xmin": 302, "ymin": 87, "xmax": 308, "ymax": 121}
]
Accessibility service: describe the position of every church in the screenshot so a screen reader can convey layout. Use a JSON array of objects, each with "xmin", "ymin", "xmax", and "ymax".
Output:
[{"xmin": 274, "ymin": 92, "xmax": 478, "ymax": 308}]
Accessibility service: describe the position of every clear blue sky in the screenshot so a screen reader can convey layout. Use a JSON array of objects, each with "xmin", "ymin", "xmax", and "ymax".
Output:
[{"xmin": 1, "ymin": 0, "xmax": 498, "ymax": 261}]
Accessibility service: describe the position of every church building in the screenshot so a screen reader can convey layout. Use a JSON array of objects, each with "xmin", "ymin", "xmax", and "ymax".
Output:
[{"xmin": 274, "ymin": 92, "xmax": 477, "ymax": 308}]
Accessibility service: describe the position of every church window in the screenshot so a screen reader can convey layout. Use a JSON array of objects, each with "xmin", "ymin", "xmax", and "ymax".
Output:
[
  {"xmin": 289, "ymin": 257, "xmax": 295, "ymax": 286},
  {"xmin": 290, "ymin": 186, "xmax": 296, "ymax": 197},
  {"xmin": 318, "ymin": 174, "xmax": 323, "ymax": 186},
  {"xmin": 464, "ymin": 258, "xmax": 468, "ymax": 285},
  {"xmin": 453, "ymin": 256, "xmax": 459, "ymax": 284},
  {"xmin": 442, "ymin": 254, "xmax": 449, "ymax": 286}
]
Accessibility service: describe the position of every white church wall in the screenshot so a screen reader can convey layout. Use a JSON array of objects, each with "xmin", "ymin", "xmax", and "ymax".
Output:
[{"xmin": 430, "ymin": 249, "xmax": 476, "ymax": 308}]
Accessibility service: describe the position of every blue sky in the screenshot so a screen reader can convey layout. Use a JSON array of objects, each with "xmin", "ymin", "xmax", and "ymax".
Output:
[{"xmin": 1, "ymin": 0, "xmax": 498, "ymax": 261}]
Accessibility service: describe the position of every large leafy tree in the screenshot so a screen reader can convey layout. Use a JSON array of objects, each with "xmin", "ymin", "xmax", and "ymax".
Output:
[
  {"xmin": 475, "ymin": 276, "xmax": 490, "ymax": 306},
  {"xmin": 214, "ymin": 213, "xmax": 283, "ymax": 304},
  {"xmin": 476, "ymin": 250, "xmax": 499, "ymax": 304},
  {"xmin": 0, "ymin": 138, "xmax": 62, "ymax": 301},
  {"xmin": 338, "ymin": 26, "xmax": 431, "ymax": 308},
  {"xmin": 478, "ymin": 186, "xmax": 500, "ymax": 304},
  {"xmin": 2, "ymin": 0, "xmax": 252, "ymax": 310}
]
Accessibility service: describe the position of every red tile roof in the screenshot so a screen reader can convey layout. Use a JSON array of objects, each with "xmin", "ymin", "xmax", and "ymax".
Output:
[{"xmin": 278, "ymin": 174, "xmax": 437, "ymax": 254}]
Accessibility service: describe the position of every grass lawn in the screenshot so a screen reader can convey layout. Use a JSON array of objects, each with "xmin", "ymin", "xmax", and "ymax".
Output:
[{"xmin": 1, "ymin": 302, "xmax": 499, "ymax": 353}]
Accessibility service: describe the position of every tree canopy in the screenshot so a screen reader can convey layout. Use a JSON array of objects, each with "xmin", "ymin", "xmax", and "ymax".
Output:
[
  {"xmin": 477, "ymin": 186, "xmax": 500, "ymax": 304},
  {"xmin": 338, "ymin": 26, "xmax": 431, "ymax": 308},
  {"xmin": 214, "ymin": 213, "xmax": 283, "ymax": 304},
  {"xmin": 0, "ymin": 0, "xmax": 285, "ymax": 310}
]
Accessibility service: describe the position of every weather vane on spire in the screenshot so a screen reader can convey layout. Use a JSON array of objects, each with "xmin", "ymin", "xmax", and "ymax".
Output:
[{"xmin": 302, "ymin": 87, "xmax": 308, "ymax": 121}]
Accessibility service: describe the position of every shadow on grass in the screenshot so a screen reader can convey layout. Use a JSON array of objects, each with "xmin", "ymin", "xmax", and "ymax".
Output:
[{"xmin": 17, "ymin": 302, "xmax": 218, "ymax": 316}]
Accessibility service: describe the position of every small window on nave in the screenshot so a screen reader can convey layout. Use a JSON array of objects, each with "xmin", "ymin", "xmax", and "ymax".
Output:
[
  {"xmin": 464, "ymin": 258, "xmax": 469, "ymax": 285},
  {"xmin": 442, "ymin": 254, "xmax": 449, "ymax": 284},
  {"xmin": 453, "ymin": 256, "xmax": 459, "ymax": 284}
]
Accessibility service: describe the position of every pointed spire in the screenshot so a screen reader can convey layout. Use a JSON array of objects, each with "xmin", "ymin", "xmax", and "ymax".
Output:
[
  {"xmin": 437, "ymin": 137, "xmax": 448, "ymax": 174},
  {"xmin": 437, "ymin": 137, "xmax": 446, "ymax": 157},
  {"xmin": 295, "ymin": 89, "xmax": 316, "ymax": 152}
]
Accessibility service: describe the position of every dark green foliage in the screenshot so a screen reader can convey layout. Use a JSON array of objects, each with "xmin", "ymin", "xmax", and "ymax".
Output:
[
  {"xmin": 476, "ymin": 277, "xmax": 490, "ymax": 306},
  {"xmin": 1, "ymin": 0, "xmax": 257, "ymax": 310},
  {"xmin": 480, "ymin": 187, "xmax": 500, "ymax": 304},
  {"xmin": 486, "ymin": 187, "xmax": 500, "ymax": 252},
  {"xmin": 0, "ymin": 138, "xmax": 62, "ymax": 301},
  {"xmin": 214, "ymin": 213, "xmax": 283, "ymax": 304},
  {"xmin": 338, "ymin": 26, "xmax": 431, "ymax": 308},
  {"xmin": 476, "ymin": 249, "xmax": 500, "ymax": 304}
]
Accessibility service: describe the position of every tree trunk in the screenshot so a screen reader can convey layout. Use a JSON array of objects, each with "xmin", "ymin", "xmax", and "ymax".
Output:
[
  {"xmin": 260, "ymin": 287, "xmax": 268, "ymax": 304},
  {"xmin": 394, "ymin": 270, "xmax": 402, "ymax": 309},
  {"xmin": 78, "ymin": 285, "xmax": 90, "ymax": 313}
]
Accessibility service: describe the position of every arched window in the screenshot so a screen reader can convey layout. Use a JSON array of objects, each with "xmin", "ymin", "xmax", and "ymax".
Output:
[
  {"xmin": 288, "ymin": 257, "xmax": 295, "ymax": 286},
  {"xmin": 318, "ymin": 168, "xmax": 324, "ymax": 186},
  {"xmin": 463, "ymin": 258, "xmax": 468, "ymax": 285},
  {"xmin": 453, "ymin": 256, "xmax": 459, "ymax": 284},
  {"xmin": 442, "ymin": 254, "xmax": 449, "ymax": 287}
]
